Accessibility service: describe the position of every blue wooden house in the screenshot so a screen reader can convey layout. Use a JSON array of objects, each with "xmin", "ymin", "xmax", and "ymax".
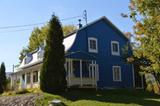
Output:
[{"xmin": 10, "ymin": 16, "xmax": 135, "ymax": 89}]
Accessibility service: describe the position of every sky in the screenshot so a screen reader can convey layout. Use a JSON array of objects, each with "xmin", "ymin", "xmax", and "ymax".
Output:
[{"xmin": 0, "ymin": 0, "xmax": 134, "ymax": 72}]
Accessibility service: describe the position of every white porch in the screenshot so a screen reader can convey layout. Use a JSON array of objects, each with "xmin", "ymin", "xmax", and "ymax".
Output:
[
  {"xmin": 11, "ymin": 59, "xmax": 99, "ymax": 89},
  {"xmin": 10, "ymin": 64, "xmax": 41, "ymax": 90},
  {"xmin": 65, "ymin": 58, "xmax": 99, "ymax": 88}
]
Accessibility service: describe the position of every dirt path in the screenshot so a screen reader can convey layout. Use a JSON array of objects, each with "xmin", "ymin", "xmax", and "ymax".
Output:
[{"xmin": 0, "ymin": 93, "xmax": 41, "ymax": 106}]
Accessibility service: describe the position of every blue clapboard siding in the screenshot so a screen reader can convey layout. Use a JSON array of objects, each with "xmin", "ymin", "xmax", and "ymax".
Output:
[{"xmin": 67, "ymin": 17, "xmax": 134, "ymax": 88}]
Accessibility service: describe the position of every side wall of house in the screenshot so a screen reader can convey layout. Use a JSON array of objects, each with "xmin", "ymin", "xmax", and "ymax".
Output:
[{"xmin": 68, "ymin": 19, "xmax": 134, "ymax": 88}]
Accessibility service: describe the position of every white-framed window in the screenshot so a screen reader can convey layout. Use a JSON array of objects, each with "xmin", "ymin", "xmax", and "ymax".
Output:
[
  {"xmin": 112, "ymin": 66, "xmax": 121, "ymax": 82},
  {"xmin": 111, "ymin": 41, "xmax": 120, "ymax": 56},
  {"xmin": 88, "ymin": 37, "xmax": 98, "ymax": 53},
  {"xmin": 26, "ymin": 73, "xmax": 31, "ymax": 84},
  {"xmin": 37, "ymin": 50, "xmax": 44, "ymax": 59},
  {"xmin": 24, "ymin": 55, "xmax": 32, "ymax": 64}
]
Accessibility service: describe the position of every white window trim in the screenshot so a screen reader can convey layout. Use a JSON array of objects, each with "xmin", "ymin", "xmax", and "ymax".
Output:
[
  {"xmin": 88, "ymin": 37, "xmax": 98, "ymax": 53},
  {"xmin": 111, "ymin": 41, "xmax": 120, "ymax": 56},
  {"xmin": 112, "ymin": 66, "xmax": 122, "ymax": 82}
]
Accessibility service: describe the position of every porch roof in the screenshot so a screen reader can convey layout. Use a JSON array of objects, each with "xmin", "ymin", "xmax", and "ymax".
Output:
[{"xmin": 65, "ymin": 51, "xmax": 96, "ymax": 60}]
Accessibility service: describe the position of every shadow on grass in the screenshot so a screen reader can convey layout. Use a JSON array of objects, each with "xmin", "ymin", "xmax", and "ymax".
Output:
[{"xmin": 57, "ymin": 89, "xmax": 160, "ymax": 106}]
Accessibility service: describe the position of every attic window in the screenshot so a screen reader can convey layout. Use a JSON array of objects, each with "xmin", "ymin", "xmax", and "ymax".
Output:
[
  {"xmin": 88, "ymin": 37, "xmax": 98, "ymax": 53},
  {"xmin": 111, "ymin": 41, "xmax": 120, "ymax": 56}
]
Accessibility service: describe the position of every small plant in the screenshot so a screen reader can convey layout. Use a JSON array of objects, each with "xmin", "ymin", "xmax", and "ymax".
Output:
[
  {"xmin": 15, "ymin": 89, "xmax": 29, "ymax": 94},
  {"xmin": 2, "ymin": 91, "xmax": 16, "ymax": 96},
  {"xmin": 27, "ymin": 88, "xmax": 42, "ymax": 93}
]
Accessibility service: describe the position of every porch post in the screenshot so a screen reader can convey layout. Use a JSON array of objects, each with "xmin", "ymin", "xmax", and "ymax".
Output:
[
  {"xmin": 68, "ymin": 59, "xmax": 71, "ymax": 87},
  {"xmin": 30, "ymin": 71, "xmax": 33, "ymax": 88},
  {"xmin": 38, "ymin": 70, "xmax": 40, "ymax": 84},
  {"xmin": 24, "ymin": 73, "xmax": 27, "ymax": 88},
  {"xmin": 95, "ymin": 61, "xmax": 97, "ymax": 87},
  {"xmin": 91, "ymin": 61, "xmax": 94, "ymax": 87},
  {"xmin": 20, "ymin": 74, "xmax": 23, "ymax": 89},
  {"xmin": 80, "ymin": 60, "xmax": 83, "ymax": 87}
]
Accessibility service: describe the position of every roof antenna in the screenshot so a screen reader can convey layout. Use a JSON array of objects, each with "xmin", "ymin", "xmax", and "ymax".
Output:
[{"xmin": 83, "ymin": 10, "xmax": 88, "ymax": 25}]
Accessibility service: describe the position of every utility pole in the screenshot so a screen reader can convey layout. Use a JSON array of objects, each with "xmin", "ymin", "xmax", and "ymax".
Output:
[{"xmin": 12, "ymin": 64, "xmax": 14, "ymax": 73}]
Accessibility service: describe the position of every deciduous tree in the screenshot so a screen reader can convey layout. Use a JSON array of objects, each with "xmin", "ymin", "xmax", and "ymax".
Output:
[{"xmin": 128, "ymin": 0, "xmax": 160, "ymax": 94}]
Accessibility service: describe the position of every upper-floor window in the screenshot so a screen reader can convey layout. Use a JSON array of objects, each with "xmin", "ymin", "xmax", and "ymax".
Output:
[
  {"xmin": 88, "ymin": 37, "xmax": 98, "ymax": 53},
  {"xmin": 111, "ymin": 41, "xmax": 120, "ymax": 56},
  {"xmin": 112, "ymin": 66, "xmax": 121, "ymax": 82}
]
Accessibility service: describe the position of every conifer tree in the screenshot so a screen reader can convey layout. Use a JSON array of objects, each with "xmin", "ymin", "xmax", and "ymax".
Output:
[
  {"xmin": 40, "ymin": 15, "xmax": 66, "ymax": 93},
  {"xmin": 0, "ymin": 62, "xmax": 6, "ymax": 94}
]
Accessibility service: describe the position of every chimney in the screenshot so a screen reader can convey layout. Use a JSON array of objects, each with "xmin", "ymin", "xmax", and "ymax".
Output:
[{"xmin": 78, "ymin": 19, "xmax": 82, "ymax": 29}]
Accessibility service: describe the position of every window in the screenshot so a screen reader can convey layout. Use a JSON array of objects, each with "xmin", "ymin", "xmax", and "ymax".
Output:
[
  {"xmin": 113, "ymin": 66, "xmax": 121, "ymax": 81},
  {"xmin": 88, "ymin": 37, "xmax": 98, "ymax": 53},
  {"xmin": 26, "ymin": 73, "xmax": 31, "ymax": 84},
  {"xmin": 24, "ymin": 55, "xmax": 33, "ymax": 64},
  {"xmin": 33, "ymin": 71, "xmax": 38, "ymax": 83},
  {"xmin": 37, "ymin": 50, "xmax": 44, "ymax": 59},
  {"xmin": 111, "ymin": 41, "xmax": 120, "ymax": 56}
]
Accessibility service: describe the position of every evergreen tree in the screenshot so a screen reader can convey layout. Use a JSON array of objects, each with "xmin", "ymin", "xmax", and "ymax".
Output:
[
  {"xmin": 0, "ymin": 62, "xmax": 6, "ymax": 94},
  {"xmin": 40, "ymin": 15, "xmax": 67, "ymax": 93}
]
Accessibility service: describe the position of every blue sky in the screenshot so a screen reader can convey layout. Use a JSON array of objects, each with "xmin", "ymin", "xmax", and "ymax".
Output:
[{"xmin": 0, "ymin": 0, "xmax": 134, "ymax": 72}]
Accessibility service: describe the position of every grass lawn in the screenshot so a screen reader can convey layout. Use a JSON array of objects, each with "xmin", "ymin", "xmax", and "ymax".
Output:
[{"xmin": 36, "ymin": 89, "xmax": 160, "ymax": 106}]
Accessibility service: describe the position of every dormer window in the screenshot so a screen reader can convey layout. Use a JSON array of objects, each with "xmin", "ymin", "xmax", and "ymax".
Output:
[
  {"xmin": 37, "ymin": 50, "xmax": 44, "ymax": 59},
  {"xmin": 24, "ymin": 54, "xmax": 33, "ymax": 64},
  {"xmin": 88, "ymin": 37, "xmax": 98, "ymax": 53},
  {"xmin": 111, "ymin": 41, "xmax": 120, "ymax": 56}
]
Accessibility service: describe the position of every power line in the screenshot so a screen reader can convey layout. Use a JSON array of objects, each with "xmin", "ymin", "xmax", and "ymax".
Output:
[
  {"xmin": 61, "ymin": 15, "xmax": 82, "ymax": 21},
  {"xmin": 0, "ymin": 15, "xmax": 82, "ymax": 30},
  {"xmin": 0, "ymin": 23, "xmax": 45, "ymax": 30},
  {"xmin": 0, "ymin": 28, "xmax": 32, "ymax": 33}
]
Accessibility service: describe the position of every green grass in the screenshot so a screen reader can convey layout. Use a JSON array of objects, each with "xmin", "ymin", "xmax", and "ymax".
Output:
[{"xmin": 36, "ymin": 89, "xmax": 160, "ymax": 106}]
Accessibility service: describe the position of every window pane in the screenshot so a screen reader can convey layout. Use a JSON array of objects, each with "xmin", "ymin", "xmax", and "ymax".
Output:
[
  {"xmin": 90, "ymin": 40, "xmax": 96, "ymax": 49},
  {"xmin": 33, "ymin": 71, "xmax": 38, "ymax": 83},
  {"xmin": 27, "ymin": 73, "xmax": 30, "ymax": 84},
  {"xmin": 113, "ymin": 67, "xmax": 121, "ymax": 81},
  {"xmin": 113, "ymin": 43, "xmax": 118, "ymax": 52}
]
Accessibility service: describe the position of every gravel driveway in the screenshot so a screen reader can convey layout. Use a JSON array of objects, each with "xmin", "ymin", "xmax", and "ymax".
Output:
[{"xmin": 0, "ymin": 93, "xmax": 41, "ymax": 106}]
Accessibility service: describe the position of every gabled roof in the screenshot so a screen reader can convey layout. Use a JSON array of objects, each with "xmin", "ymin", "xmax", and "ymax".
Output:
[{"xmin": 64, "ymin": 16, "xmax": 129, "ymax": 40}]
